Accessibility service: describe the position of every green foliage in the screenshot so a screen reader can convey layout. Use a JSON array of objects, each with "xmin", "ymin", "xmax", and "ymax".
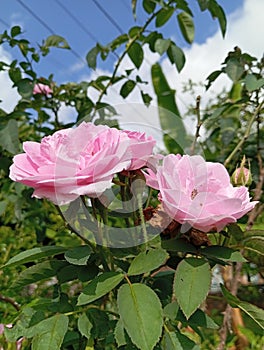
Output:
[{"xmin": 0, "ymin": 1, "xmax": 263, "ymax": 348}]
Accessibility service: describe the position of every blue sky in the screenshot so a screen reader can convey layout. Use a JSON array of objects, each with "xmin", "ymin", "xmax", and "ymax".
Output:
[
  {"xmin": 1, "ymin": 0, "xmax": 245, "ymax": 83},
  {"xmin": 1, "ymin": 0, "xmax": 263, "ymax": 137}
]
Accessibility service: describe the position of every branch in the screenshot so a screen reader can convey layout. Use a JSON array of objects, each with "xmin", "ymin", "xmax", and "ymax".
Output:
[
  {"xmin": 224, "ymin": 100, "xmax": 264, "ymax": 167},
  {"xmin": 0, "ymin": 294, "xmax": 20, "ymax": 311},
  {"xmin": 190, "ymin": 95, "xmax": 202, "ymax": 155}
]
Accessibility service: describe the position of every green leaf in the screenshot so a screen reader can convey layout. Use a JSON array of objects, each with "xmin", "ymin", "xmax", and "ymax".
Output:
[
  {"xmin": 225, "ymin": 59, "xmax": 244, "ymax": 82},
  {"xmin": 174, "ymin": 258, "xmax": 211, "ymax": 319},
  {"xmin": 141, "ymin": 91, "xmax": 152, "ymax": 106},
  {"xmin": 127, "ymin": 42, "xmax": 144, "ymax": 69},
  {"xmin": 162, "ymin": 329, "xmax": 200, "ymax": 350},
  {"xmin": 154, "ymin": 38, "xmax": 171, "ymax": 55},
  {"xmin": 11, "ymin": 26, "xmax": 21, "ymax": 37},
  {"xmin": 143, "ymin": 0, "xmax": 156, "ymax": 14},
  {"xmin": 128, "ymin": 248, "xmax": 169, "ymax": 276},
  {"xmin": 208, "ymin": 0, "xmax": 227, "ymax": 37},
  {"xmin": 245, "ymin": 74, "xmax": 264, "ymax": 92},
  {"xmin": 16, "ymin": 78, "xmax": 33, "ymax": 98},
  {"xmin": 156, "ymin": 7, "xmax": 174, "ymax": 27},
  {"xmin": 64, "ymin": 245, "xmax": 92, "ymax": 265},
  {"xmin": 44, "ymin": 35, "xmax": 70, "ymax": 49},
  {"xmin": 77, "ymin": 272, "xmax": 124, "ymax": 305},
  {"xmin": 117, "ymin": 283, "xmax": 163, "ymax": 350},
  {"xmin": 167, "ymin": 43, "xmax": 186, "ymax": 73},
  {"xmin": 132, "ymin": 0, "xmax": 137, "ymax": 19},
  {"xmin": 12, "ymin": 260, "xmax": 68, "ymax": 289},
  {"xmin": 30, "ymin": 314, "xmax": 69, "ymax": 350},
  {"xmin": 201, "ymin": 246, "xmax": 247, "ymax": 262},
  {"xmin": 86, "ymin": 45, "xmax": 100, "ymax": 70},
  {"xmin": 3, "ymin": 246, "xmax": 67, "ymax": 268},
  {"xmin": 120, "ymin": 80, "xmax": 136, "ymax": 98},
  {"xmin": 197, "ymin": 0, "xmax": 209, "ymax": 11},
  {"xmin": 221, "ymin": 285, "xmax": 264, "ymax": 330},
  {"xmin": 242, "ymin": 236, "xmax": 264, "ymax": 256},
  {"xmin": 177, "ymin": 12, "xmax": 195, "ymax": 44},
  {"xmin": 0, "ymin": 119, "xmax": 19, "ymax": 154},
  {"xmin": 205, "ymin": 70, "xmax": 222, "ymax": 90},
  {"xmin": 161, "ymin": 329, "xmax": 182, "ymax": 349},
  {"xmin": 114, "ymin": 319, "xmax": 127, "ymax": 347},
  {"xmin": 8, "ymin": 67, "xmax": 22, "ymax": 84},
  {"xmin": 151, "ymin": 63, "xmax": 188, "ymax": 153},
  {"xmin": 77, "ymin": 313, "xmax": 93, "ymax": 339},
  {"xmin": 162, "ymin": 238, "xmax": 197, "ymax": 254}
]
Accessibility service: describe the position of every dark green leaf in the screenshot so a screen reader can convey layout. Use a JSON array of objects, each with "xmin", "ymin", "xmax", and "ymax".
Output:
[
  {"xmin": 177, "ymin": 12, "xmax": 195, "ymax": 44},
  {"xmin": 8, "ymin": 67, "xmax": 22, "ymax": 84},
  {"xmin": 201, "ymin": 246, "xmax": 247, "ymax": 262},
  {"xmin": 167, "ymin": 43, "xmax": 186, "ymax": 73},
  {"xmin": 11, "ymin": 26, "xmax": 21, "ymax": 37},
  {"xmin": 3, "ymin": 246, "xmax": 67, "ymax": 268},
  {"xmin": 208, "ymin": 1, "xmax": 227, "ymax": 37},
  {"xmin": 127, "ymin": 42, "xmax": 144, "ymax": 69},
  {"xmin": 197, "ymin": 0, "xmax": 209, "ymax": 11},
  {"xmin": 143, "ymin": 0, "xmax": 156, "ymax": 14},
  {"xmin": 205, "ymin": 70, "xmax": 222, "ymax": 90},
  {"xmin": 120, "ymin": 80, "xmax": 136, "ymax": 98},
  {"xmin": 132, "ymin": 0, "xmax": 137, "ymax": 19},
  {"xmin": 162, "ymin": 328, "xmax": 200, "ymax": 350},
  {"xmin": 77, "ymin": 272, "xmax": 124, "ymax": 305},
  {"xmin": 118, "ymin": 283, "xmax": 163, "ymax": 350},
  {"xmin": 64, "ymin": 245, "xmax": 92, "ymax": 265},
  {"xmin": 174, "ymin": 257, "xmax": 211, "ymax": 319},
  {"xmin": 0, "ymin": 119, "xmax": 19, "ymax": 154},
  {"xmin": 86, "ymin": 45, "xmax": 100, "ymax": 70},
  {"xmin": 162, "ymin": 238, "xmax": 197, "ymax": 254},
  {"xmin": 154, "ymin": 38, "xmax": 171, "ymax": 55},
  {"xmin": 110, "ymin": 34, "xmax": 129, "ymax": 51},
  {"xmin": 141, "ymin": 91, "xmax": 152, "ymax": 106},
  {"xmin": 156, "ymin": 7, "xmax": 174, "ymax": 27},
  {"xmin": 44, "ymin": 35, "xmax": 70, "ymax": 49},
  {"xmin": 151, "ymin": 63, "xmax": 188, "ymax": 153}
]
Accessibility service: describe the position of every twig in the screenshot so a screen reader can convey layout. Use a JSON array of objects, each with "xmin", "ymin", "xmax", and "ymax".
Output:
[
  {"xmin": 0, "ymin": 294, "xmax": 20, "ymax": 311},
  {"xmin": 224, "ymin": 100, "xmax": 264, "ymax": 167},
  {"xmin": 190, "ymin": 95, "xmax": 202, "ymax": 155}
]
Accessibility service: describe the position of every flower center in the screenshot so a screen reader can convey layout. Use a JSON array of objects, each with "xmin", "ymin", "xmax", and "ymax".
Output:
[{"xmin": 191, "ymin": 188, "xmax": 198, "ymax": 200}]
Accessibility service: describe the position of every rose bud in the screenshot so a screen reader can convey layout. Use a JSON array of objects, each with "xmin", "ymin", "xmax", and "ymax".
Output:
[{"xmin": 231, "ymin": 166, "xmax": 252, "ymax": 186}]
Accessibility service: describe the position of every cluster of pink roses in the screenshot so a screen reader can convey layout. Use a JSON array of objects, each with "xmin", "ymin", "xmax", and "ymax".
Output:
[{"xmin": 9, "ymin": 122, "xmax": 257, "ymax": 233}]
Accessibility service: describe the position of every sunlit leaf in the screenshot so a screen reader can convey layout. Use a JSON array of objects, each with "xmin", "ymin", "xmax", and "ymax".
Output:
[
  {"xmin": 177, "ymin": 12, "xmax": 195, "ymax": 44},
  {"xmin": 174, "ymin": 257, "xmax": 211, "ymax": 319},
  {"xmin": 77, "ymin": 272, "xmax": 124, "ymax": 305},
  {"xmin": 3, "ymin": 246, "xmax": 68, "ymax": 268},
  {"xmin": 64, "ymin": 245, "xmax": 92, "ymax": 265},
  {"xmin": 44, "ymin": 35, "xmax": 70, "ymax": 49},
  {"xmin": 167, "ymin": 43, "xmax": 186, "ymax": 72},
  {"xmin": 118, "ymin": 283, "xmax": 163, "ymax": 350},
  {"xmin": 128, "ymin": 248, "xmax": 169, "ymax": 276}
]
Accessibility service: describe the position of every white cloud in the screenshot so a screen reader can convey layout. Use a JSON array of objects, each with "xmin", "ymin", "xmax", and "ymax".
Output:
[{"xmin": 0, "ymin": 47, "xmax": 20, "ymax": 112}]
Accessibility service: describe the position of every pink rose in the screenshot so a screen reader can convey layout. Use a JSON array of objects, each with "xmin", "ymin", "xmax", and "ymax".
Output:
[
  {"xmin": 9, "ymin": 122, "xmax": 133, "ymax": 205},
  {"xmin": 122, "ymin": 130, "xmax": 156, "ymax": 170},
  {"xmin": 33, "ymin": 83, "xmax": 53, "ymax": 95},
  {"xmin": 145, "ymin": 154, "xmax": 258, "ymax": 232}
]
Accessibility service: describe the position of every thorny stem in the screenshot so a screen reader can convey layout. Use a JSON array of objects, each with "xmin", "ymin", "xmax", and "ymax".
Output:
[
  {"xmin": 190, "ymin": 95, "xmax": 202, "ymax": 155},
  {"xmin": 224, "ymin": 100, "xmax": 264, "ymax": 167}
]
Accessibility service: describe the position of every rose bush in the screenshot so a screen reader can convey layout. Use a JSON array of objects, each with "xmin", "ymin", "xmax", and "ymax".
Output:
[
  {"xmin": 145, "ymin": 154, "xmax": 258, "ymax": 232},
  {"xmin": 9, "ymin": 122, "xmax": 156, "ymax": 205}
]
